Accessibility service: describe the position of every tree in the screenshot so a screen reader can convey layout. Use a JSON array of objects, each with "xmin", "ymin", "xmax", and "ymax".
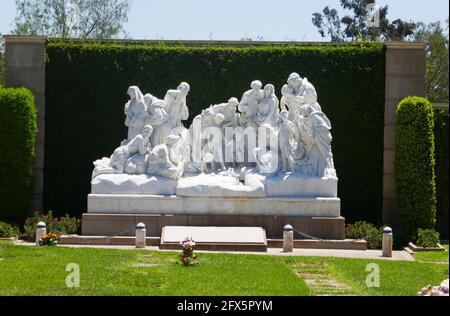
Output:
[
  {"xmin": 13, "ymin": 0, "xmax": 132, "ymax": 39},
  {"xmin": 312, "ymin": 0, "xmax": 416, "ymax": 42},
  {"xmin": 414, "ymin": 19, "xmax": 449, "ymax": 103},
  {"xmin": 0, "ymin": 34, "xmax": 4, "ymax": 86}
]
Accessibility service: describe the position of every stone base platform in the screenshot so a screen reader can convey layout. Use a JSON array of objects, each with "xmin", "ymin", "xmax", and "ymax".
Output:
[
  {"xmin": 88, "ymin": 194, "xmax": 340, "ymax": 217},
  {"xmin": 82, "ymin": 213, "xmax": 345, "ymax": 239}
]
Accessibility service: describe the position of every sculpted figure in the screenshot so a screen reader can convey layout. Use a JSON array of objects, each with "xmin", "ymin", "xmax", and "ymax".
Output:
[
  {"xmin": 184, "ymin": 109, "xmax": 216, "ymax": 173},
  {"xmin": 201, "ymin": 113, "xmax": 226, "ymax": 173},
  {"xmin": 92, "ymin": 125, "xmax": 153, "ymax": 179},
  {"xmin": 164, "ymin": 82, "xmax": 190, "ymax": 129},
  {"xmin": 256, "ymin": 84, "xmax": 279, "ymax": 128},
  {"xmin": 281, "ymin": 73, "xmax": 322, "ymax": 115},
  {"xmin": 210, "ymin": 97, "xmax": 239, "ymax": 127},
  {"xmin": 291, "ymin": 109, "xmax": 313, "ymax": 175},
  {"xmin": 278, "ymin": 110, "xmax": 296, "ymax": 172},
  {"xmin": 146, "ymin": 143, "xmax": 182, "ymax": 180},
  {"xmin": 299, "ymin": 104, "xmax": 336, "ymax": 178},
  {"xmin": 124, "ymin": 86, "xmax": 149, "ymax": 141},
  {"xmin": 238, "ymin": 80, "xmax": 264, "ymax": 128},
  {"xmin": 144, "ymin": 93, "xmax": 171, "ymax": 147},
  {"xmin": 166, "ymin": 134, "xmax": 183, "ymax": 166}
]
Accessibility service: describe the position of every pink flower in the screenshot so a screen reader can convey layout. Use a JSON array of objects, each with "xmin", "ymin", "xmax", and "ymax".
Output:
[{"xmin": 439, "ymin": 279, "xmax": 449, "ymax": 294}]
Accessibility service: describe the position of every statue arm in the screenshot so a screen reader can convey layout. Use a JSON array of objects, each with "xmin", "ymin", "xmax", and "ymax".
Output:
[
  {"xmin": 148, "ymin": 107, "xmax": 166, "ymax": 126},
  {"xmin": 293, "ymin": 94, "xmax": 306, "ymax": 105},
  {"xmin": 163, "ymin": 92, "xmax": 175, "ymax": 107},
  {"xmin": 138, "ymin": 140, "xmax": 147, "ymax": 155},
  {"xmin": 181, "ymin": 103, "xmax": 189, "ymax": 120},
  {"xmin": 287, "ymin": 121, "xmax": 297, "ymax": 137},
  {"xmin": 280, "ymin": 96, "xmax": 288, "ymax": 112},
  {"xmin": 238, "ymin": 94, "xmax": 248, "ymax": 112}
]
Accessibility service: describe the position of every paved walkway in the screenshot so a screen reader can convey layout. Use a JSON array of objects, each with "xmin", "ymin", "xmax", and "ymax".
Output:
[{"xmin": 14, "ymin": 241, "xmax": 414, "ymax": 261}]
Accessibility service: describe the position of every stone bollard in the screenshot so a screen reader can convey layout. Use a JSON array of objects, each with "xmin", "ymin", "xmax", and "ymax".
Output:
[
  {"xmin": 283, "ymin": 225, "xmax": 294, "ymax": 252},
  {"xmin": 382, "ymin": 227, "xmax": 393, "ymax": 257},
  {"xmin": 135, "ymin": 223, "xmax": 146, "ymax": 249},
  {"xmin": 36, "ymin": 221, "xmax": 46, "ymax": 246}
]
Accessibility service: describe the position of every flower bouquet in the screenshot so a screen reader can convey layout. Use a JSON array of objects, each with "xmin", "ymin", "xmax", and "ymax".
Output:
[
  {"xmin": 39, "ymin": 232, "xmax": 60, "ymax": 246},
  {"xmin": 179, "ymin": 237, "xmax": 198, "ymax": 266},
  {"xmin": 417, "ymin": 279, "xmax": 449, "ymax": 296}
]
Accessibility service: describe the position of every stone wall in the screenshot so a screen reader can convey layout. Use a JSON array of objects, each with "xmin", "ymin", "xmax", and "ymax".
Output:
[
  {"xmin": 3, "ymin": 35, "xmax": 47, "ymax": 213},
  {"xmin": 383, "ymin": 42, "xmax": 427, "ymax": 230},
  {"xmin": 3, "ymin": 37, "xmax": 428, "ymax": 226}
]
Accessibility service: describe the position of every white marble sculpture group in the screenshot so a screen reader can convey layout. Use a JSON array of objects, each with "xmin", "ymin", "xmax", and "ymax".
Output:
[{"xmin": 92, "ymin": 73, "xmax": 337, "ymax": 198}]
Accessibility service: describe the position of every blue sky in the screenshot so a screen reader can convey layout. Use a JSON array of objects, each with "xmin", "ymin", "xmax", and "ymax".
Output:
[{"xmin": 1, "ymin": 0, "xmax": 448, "ymax": 41}]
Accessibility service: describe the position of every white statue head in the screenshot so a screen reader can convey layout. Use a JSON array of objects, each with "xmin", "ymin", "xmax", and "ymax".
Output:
[
  {"xmin": 142, "ymin": 125, "xmax": 154, "ymax": 138},
  {"xmin": 280, "ymin": 110, "xmax": 289, "ymax": 121},
  {"xmin": 227, "ymin": 97, "xmax": 239, "ymax": 108},
  {"xmin": 250, "ymin": 80, "xmax": 263, "ymax": 92},
  {"xmin": 214, "ymin": 113, "xmax": 225, "ymax": 125},
  {"xmin": 127, "ymin": 86, "xmax": 142, "ymax": 100},
  {"xmin": 143, "ymin": 93, "xmax": 155, "ymax": 106},
  {"xmin": 177, "ymin": 82, "xmax": 190, "ymax": 96},
  {"xmin": 264, "ymin": 84, "xmax": 275, "ymax": 98},
  {"xmin": 300, "ymin": 104, "xmax": 314, "ymax": 117},
  {"xmin": 287, "ymin": 73, "xmax": 302, "ymax": 89},
  {"xmin": 281, "ymin": 85, "xmax": 292, "ymax": 96},
  {"xmin": 201, "ymin": 108, "xmax": 215, "ymax": 119},
  {"xmin": 166, "ymin": 134, "xmax": 181, "ymax": 145}
]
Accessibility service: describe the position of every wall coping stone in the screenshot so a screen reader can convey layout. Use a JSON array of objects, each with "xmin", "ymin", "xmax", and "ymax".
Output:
[
  {"xmin": 385, "ymin": 41, "xmax": 427, "ymax": 50},
  {"xmin": 3, "ymin": 35, "xmax": 48, "ymax": 44}
]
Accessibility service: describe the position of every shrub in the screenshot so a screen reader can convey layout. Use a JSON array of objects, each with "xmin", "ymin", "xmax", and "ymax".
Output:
[
  {"xmin": 23, "ymin": 211, "xmax": 81, "ymax": 241},
  {"xmin": 0, "ymin": 87, "xmax": 37, "ymax": 223},
  {"xmin": 0, "ymin": 221, "xmax": 20, "ymax": 238},
  {"xmin": 345, "ymin": 221, "xmax": 382, "ymax": 249},
  {"xmin": 434, "ymin": 109, "xmax": 449, "ymax": 239},
  {"xmin": 416, "ymin": 228, "xmax": 440, "ymax": 248},
  {"xmin": 44, "ymin": 40, "xmax": 385, "ymax": 224},
  {"xmin": 395, "ymin": 96, "xmax": 436, "ymax": 239}
]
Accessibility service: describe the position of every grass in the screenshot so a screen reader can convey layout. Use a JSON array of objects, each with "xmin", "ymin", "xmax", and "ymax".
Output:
[
  {"xmin": 0, "ymin": 241, "xmax": 448, "ymax": 296},
  {"xmin": 412, "ymin": 244, "xmax": 449, "ymax": 263}
]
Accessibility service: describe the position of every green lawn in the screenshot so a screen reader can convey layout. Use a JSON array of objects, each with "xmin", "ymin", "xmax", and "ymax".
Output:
[
  {"xmin": 0, "ymin": 241, "xmax": 448, "ymax": 296},
  {"xmin": 412, "ymin": 244, "xmax": 449, "ymax": 263}
]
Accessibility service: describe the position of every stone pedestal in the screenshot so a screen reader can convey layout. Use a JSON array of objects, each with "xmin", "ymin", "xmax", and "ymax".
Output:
[
  {"xmin": 87, "ymin": 194, "xmax": 341, "ymax": 217},
  {"xmin": 82, "ymin": 213, "xmax": 345, "ymax": 239}
]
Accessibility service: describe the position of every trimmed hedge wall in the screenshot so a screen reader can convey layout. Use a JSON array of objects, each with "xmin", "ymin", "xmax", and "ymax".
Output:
[
  {"xmin": 395, "ymin": 97, "xmax": 436, "ymax": 239},
  {"xmin": 44, "ymin": 40, "xmax": 386, "ymax": 222},
  {"xmin": 434, "ymin": 109, "xmax": 449, "ymax": 239},
  {"xmin": 0, "ymin": 87, "xmax": 37, "ymax": 223}
]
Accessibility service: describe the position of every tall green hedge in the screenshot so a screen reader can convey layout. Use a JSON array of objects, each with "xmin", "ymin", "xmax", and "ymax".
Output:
[
  {"xmin": 434, "ymin": 109, "xmax": 449, "ymax": 239},
  {"xmin": 0, "ymin": 87, "xmax": 37, "ymax": 223},
  {"xmin": 44, "ymin": 40, "xmax": 386, "ymax": 222},
  {"xmin": 395, "ymin": 96, "xmax": 436, "ymax": 239}
]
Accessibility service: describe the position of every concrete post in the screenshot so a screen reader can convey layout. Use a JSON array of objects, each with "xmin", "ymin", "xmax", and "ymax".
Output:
[
  {"xmin": 135, "ymin": 223, "xmax": 146, "ymax": 248},
  {"xmin": 283, "ymin": 225, "xmax": 294, "ymax": 252},
  {"xmin": 382, "ymin": 227, "xmax": 393, "ymax": 257},
  {"xmin": 35, "ymin": 221, "xmax": 46, "ymax": 246},
  {"xmin": 383, "ymin": 42, "xmax": 427, "ymax": 231},
  {"xmin": 3, "ymin": 35, "xmax": 48, "ymax": 213}
]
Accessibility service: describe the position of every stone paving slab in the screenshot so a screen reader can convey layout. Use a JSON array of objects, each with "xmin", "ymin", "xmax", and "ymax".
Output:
[{"xmin": 162, "ymin": 226, "xmax": 266, "ymax": 244}]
